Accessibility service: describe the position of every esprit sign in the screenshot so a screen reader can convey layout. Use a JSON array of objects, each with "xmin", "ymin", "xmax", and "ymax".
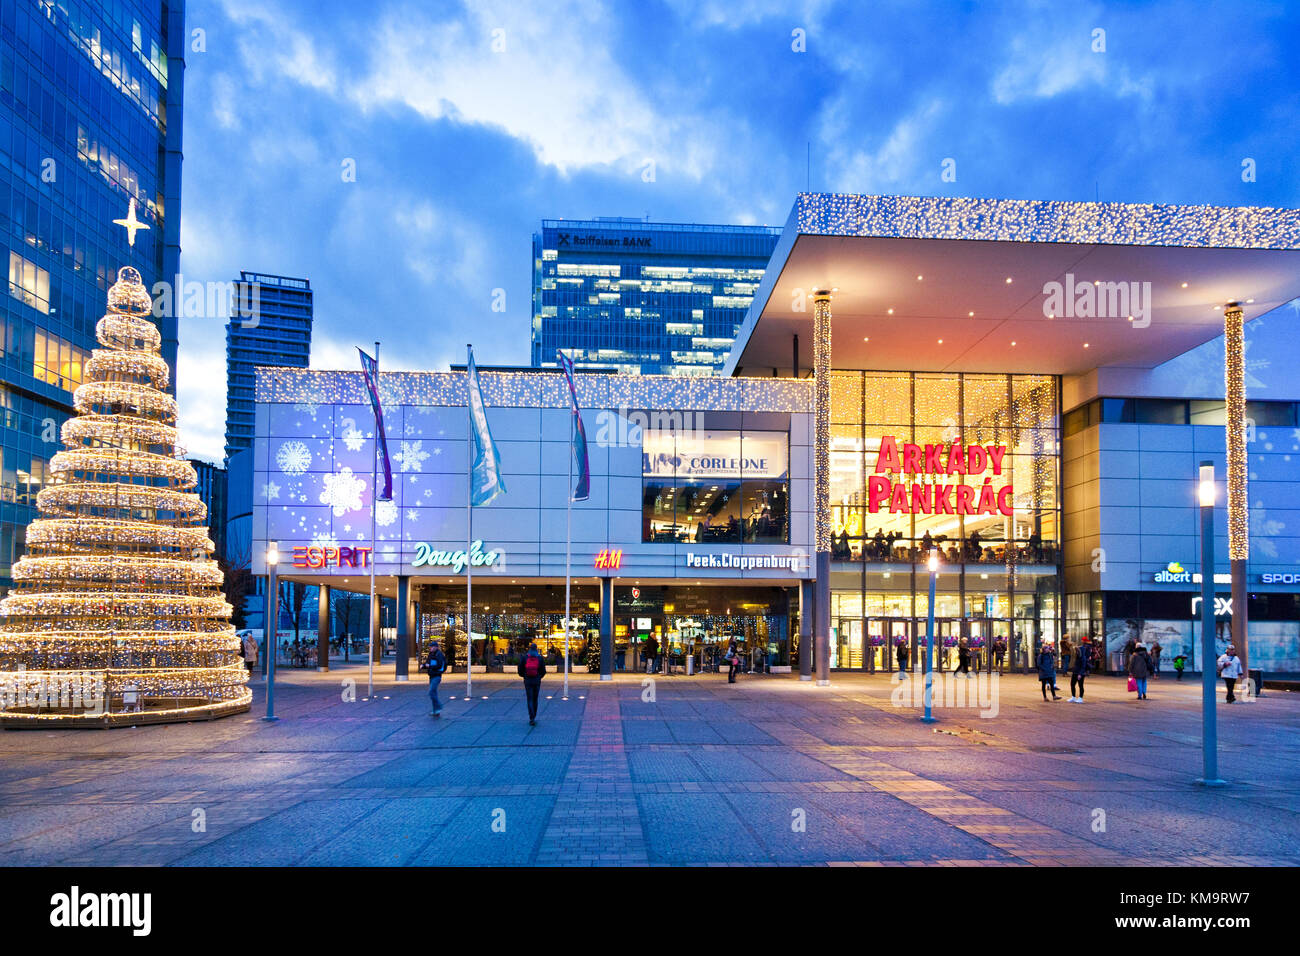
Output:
[
  {"xmin": 869, "ymin": 436, "xmax": 1013, "ymax": 516},
  {"xmin": 293, "ymin": 545, "xmax": 372, "ymax": 569},
  {"xmin": 411, "ymin": 540, "xmax": 503, "ymax": 573}
]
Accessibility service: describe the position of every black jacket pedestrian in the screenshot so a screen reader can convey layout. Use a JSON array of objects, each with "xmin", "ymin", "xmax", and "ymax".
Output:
[
  {"xmin": 517, "ymin": 650, "xmax": 547, "ymax": 682},
  {"xmin": 1128, "ymin": 649, "xmax": 1154, "ymax": 680},
  {"xmin": 1071, "ymin": 645, "xmax": 1091, "ymax": 677}
]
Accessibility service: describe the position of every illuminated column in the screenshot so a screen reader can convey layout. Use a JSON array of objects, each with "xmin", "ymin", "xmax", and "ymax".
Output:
[
  {"xmin": 1224, "ymin": 302, "xmax": 1250, "ymax": 679},
  {"xmin": 371, "ymin": 597, "xmax": 382, "ymax": 661},
  {"xmin": 395, "ymin": 575, "xmax": 410, "ymax": 681},
  {"xmin": 799, "ymin": 578, "xmax": 813, "ymax": 681},
  {"xmin": 813, "ymin": 290, "xmax": 832, "ymax": 686},
  {"xmin": 317, "ymin": 583, "xmax": 331, "ymax": 672},
  {"xmin": 599, "ymin": 576, "xmax": 614, "ymax": 681}
]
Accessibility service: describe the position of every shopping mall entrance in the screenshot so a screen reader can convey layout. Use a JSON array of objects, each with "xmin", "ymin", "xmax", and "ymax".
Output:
[{"xmin": 832, "ymin": 615, "xmax": 1033, "ymax": 673}]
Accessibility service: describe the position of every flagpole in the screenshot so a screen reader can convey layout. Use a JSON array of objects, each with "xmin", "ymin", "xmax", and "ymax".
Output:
[
  {"xmin": 465, "ymin": 344, "xmax": 473, "ymax": 701},
  {"xmin": 564, "ymin": 403, "xmax": 573, "ymax": 699},
  {"xmin": 368, "ymin": 340, "xmax": 378, "ymax": 701}
]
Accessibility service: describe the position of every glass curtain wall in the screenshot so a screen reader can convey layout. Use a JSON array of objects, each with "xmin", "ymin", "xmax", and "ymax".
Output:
[{"xmin": 829, "ymin": 371, "xmax": 1062, "ymax": 673}]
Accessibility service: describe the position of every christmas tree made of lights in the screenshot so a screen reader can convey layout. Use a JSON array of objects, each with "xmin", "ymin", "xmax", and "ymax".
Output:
[{"xmin": 0, "ymin": 264, "xmax": 251, "ymax": 726}]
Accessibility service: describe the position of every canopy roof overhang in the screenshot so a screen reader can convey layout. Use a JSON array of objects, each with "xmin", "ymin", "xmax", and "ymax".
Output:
[{"xmin": 725, "ymin": 193, "xmax": 1300, "ymax": 377}]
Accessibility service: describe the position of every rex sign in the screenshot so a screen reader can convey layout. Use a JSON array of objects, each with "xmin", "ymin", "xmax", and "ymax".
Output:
[{"xmin": 868, "ymin": 436, "xmax": 1014, "ymax": 516}]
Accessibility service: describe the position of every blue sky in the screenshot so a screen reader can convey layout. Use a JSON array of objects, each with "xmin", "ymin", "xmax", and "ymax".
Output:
[{"xmin": 174, "ymin": 0, "xmax": 1300, "ymax": 461}]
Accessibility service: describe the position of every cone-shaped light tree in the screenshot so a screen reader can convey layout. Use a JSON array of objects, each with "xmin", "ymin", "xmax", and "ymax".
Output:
[{"xmin": 0, "ymin": 265, "xmax": 251, "ymax": 726}]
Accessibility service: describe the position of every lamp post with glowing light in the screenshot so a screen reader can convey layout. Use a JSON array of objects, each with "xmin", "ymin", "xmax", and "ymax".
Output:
[
  {"xmin": 1197, "ymin": 463, "xmax": 1226, "ymax": 786},
  {"xmin": 264, "ymin": 542, "xmax": 280, "ymax": 722},
  {"xmin": 922, "ymin": 550, "xmax": 939, "ymax": 723}
]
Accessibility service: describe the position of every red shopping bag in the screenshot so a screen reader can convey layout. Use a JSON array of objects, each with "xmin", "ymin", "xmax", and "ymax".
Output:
[{"xmin": 1127, "ymin": 676, "xmax": 1137, "ymax": 692}]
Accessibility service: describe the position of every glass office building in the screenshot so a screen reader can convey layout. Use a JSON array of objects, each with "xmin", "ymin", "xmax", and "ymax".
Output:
[
  {"xmin": 0, "ymin": 0, "xmax": 184, "ymax": 592},
  {"xmin": 223, "ymin": 271, "xmax": 312, "ymax": 460},
  {"xmin": 531, "ymin": 218, "xmax": 781, "ymax": 376}
]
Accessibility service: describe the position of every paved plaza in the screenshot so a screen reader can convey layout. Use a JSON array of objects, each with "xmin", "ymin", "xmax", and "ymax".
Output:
[{"xmin": 1, "ymin": 665, "xmax": 1297, "ymax": 867}]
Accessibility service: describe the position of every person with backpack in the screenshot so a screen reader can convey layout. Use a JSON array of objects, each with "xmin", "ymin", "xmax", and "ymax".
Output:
[
  {"xmin": 1068, "ymin": 639, "xmax": 1091, "ymax": 702},
  {"xmin": 424, "ymin": 639, "xmax": 447, "ymax": 716},
  {"xmin": 1037, "ymin": 641, "xmax": 1061, "ymax": 700},
  {"xmin": 518, "ymin": 641, "xmax": 547, "ymax": 725},
  {"xmin": 1217, "ymin": 644, "xmax": 1243, "ymax": 703},
  {"xmin": 725, "ymin": 639, "xmax": 741, "ymax": 684},
  {"xmin": 1128, "ymin": 642, "xmax": 1154, "ymax": 700},
  {"xmin": 1172, "ymin": 653, "xmax": 1187, "ymax": 681}
]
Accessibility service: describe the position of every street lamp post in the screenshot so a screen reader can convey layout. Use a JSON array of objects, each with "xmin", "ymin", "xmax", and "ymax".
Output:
[
  {"xmin": 922, "ymin": 550, "xmax": 938, "ymax": 723},
  {"xmin": 264, "ymin": 542, "xmax": 280, "ymax": 722},
  {"xmin": 1197, "ymin": 463, "xmax": 1226, "ymax": 786}
]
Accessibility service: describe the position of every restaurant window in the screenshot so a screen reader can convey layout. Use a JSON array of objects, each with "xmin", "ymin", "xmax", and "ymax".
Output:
[{"xmin": 642, "ymin": 426, "xmax": 789, "ymax": 544}]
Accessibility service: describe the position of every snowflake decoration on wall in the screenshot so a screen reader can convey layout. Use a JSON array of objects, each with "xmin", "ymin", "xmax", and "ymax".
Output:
[
  {"xmin": 375, "ymin": 498, "xmax": 398, "ymax": 527},
  {"xmin": 276, "ymin": 440, "xmax": 312, "ymax": 476},
  {"xmin": 262, "ymin": 481, "xmax": 281, "ymax": 500},
  {"xmin": 395, "ymin": 440, "xmax": 430, "ymax": 472},
  {"xmin": 310, "ymin": 531, "xmax": 340, "ymax": 551},
  {"xmin": 319, "ymin": 467, "xmax": 365, "ymax": 516},
  {"xmin": 293, "ymin": 402, "xmax": 320, "ymax": 417},
  {"xmin": 342, "ymin": 427, "xmax": 366, "ymax": 452}
]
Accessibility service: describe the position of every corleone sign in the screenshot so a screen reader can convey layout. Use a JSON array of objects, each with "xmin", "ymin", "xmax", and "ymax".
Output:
[
  {"xmin": 869, "ymin": 436, "xmax": 1013, "ymax": 516},
  {"xmin": 293, "ymin": 545, "xmax": 372, "ymax": 569},
  {"xmin": 411, "ymin": 540, "xmax": 503, "ymax": 573},
  {"xmin": 643, "ymin": 430, "xmax": 787, "ymax": 481}
]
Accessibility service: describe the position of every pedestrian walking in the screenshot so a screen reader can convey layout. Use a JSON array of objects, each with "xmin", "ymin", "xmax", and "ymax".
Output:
[
  {"xmin": 1128, "ymin": 641, "xmax": 1154, "ymax": 700},
  {"xmin": 725, "ymin": 639, "xmax": 740, "ymax": 684},
  {"xmin": 643, "ymin": 635, "xmax": 658, "ymax": 674},
  {"xmin": 1150, "ymin": 640, "xmax": 1163, "ymax": 679},
  {"xmin": 895, "ymin": 640, "xmax": 909, "ymax": 679},
  {"xmin": 518, "ymin": 641, "xmax": 547, "ymax": 725},
  {"xmin": 1124, "ymin": 635, "xmax": 1137, "ymax": 671},
  {"xmin": 1172, "ymin": 653, "xmax": 1187, "ymax": 681},
  {"xmin": 1068, "ymin": 639, "xmax": 1091, "ymax": 702},
  {"xmin": 1217, "ymin": 645, "xmax": 1243, "ymax": 703},
  {"xmin": 424, "ymin": 639, "xmax": 446, "ymax": 716},
  {"xmin": 993, "ymin": 637, "xmax": 1006, "ymax": 674},
  {"xmin": 955, "ymin": 638, "xmax": 971, "ymax": 678},
  {"xmin": 243, "ymin": 632, "xmax": 259, "ymax": 673},
  {"xmin": 1037, "ymin": 642, "xmax": 1061, "ymax": 700}
]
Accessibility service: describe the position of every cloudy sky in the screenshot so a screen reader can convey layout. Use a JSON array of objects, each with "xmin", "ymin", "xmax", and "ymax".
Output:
[{"xmin": 173, "ymin": 0, "xmax": 1300, "ymax": 461}]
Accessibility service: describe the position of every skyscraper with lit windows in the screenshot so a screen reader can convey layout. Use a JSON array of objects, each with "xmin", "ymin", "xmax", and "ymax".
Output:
[
  {"xmin": 0, "ymin": 0, "xmax": 185, "ymax": 592},
  {"xmin": 531, "ymin": 217, "xmax": 781, "ymax": 376}
]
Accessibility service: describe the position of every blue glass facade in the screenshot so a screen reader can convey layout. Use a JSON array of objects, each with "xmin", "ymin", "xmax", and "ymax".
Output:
[
  {"xmin": 0, "ymin": 0, "xmax": 183, "ymax": 591},
  {"xmin": 531, "ymin": 218, "xmax": 780, "ymax": 376},
  {"xmin": 223, "ymin": 271, "xmax": 312, "ymax": 460}
]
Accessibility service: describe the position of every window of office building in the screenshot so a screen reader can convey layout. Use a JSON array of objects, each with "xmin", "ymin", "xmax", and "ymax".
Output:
[
  {"xmin": 8, "ymin": 252, "xmax": 50, "ymax": 314},
  {"xmin": 827, "ymin": 371, "xmax": 1061, "ymax": 672},
  {"xmin": 32, "ymin": 330, "xmax": 90, "ymax": 392},
  {"xmin": 642, "ymin": 427, "xmax": 789, "ymax": 544}
]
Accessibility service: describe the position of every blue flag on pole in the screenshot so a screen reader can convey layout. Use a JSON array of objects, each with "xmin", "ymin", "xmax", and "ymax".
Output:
[
  {"xmin": 357, "ymin": 347, "xmax": 393, "ymax": 501},
  {"xmin": 556, "ymin": 350, "xmax": 590, "ymax": 501},
  {"xmin": 466, "ymin": 347, "xmax": 506, "ymax": 506}
]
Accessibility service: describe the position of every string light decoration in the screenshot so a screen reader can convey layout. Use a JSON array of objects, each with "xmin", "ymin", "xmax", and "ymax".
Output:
[
  {"xmin": 813, "ymin": 291, "xmax": 833, "ymax": 554},
  {"xmin": 1224, "ymin": 303, "xmax": 1248, "ymax": 560},
  {"xmin": 0, "ymin": 266, "xmax": 251, "ymax": 727}
]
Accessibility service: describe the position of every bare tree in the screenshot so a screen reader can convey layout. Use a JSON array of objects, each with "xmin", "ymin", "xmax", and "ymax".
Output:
[{"xmin": 219, "ymin": 535, "xmax": 254, "ymax": 630}]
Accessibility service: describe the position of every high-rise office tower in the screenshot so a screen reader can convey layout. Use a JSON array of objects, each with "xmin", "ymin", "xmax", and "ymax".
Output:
[
  {"xmin": 531, "ymin": 218, "xmax": 781, "ymax": 376},
  {"xmin": 222, "ymin": 272, "xmax": 312, "ymax": 460},
  {"xmin": 0, "ymin": 1, "xmax": 185, "ymax": 592}
]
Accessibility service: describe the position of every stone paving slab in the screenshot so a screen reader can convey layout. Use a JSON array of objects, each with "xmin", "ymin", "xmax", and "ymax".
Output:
[{"xmin": 0, "ymin": 665, "xmax": 1296, "ymax": 866}]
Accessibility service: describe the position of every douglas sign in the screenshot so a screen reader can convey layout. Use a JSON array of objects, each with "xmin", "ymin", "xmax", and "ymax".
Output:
[{"xmin": 869, "ymin": 436, "xmax": 1014, "ymax": 516}]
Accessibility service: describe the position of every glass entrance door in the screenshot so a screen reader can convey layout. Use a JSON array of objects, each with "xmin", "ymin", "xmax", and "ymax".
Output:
[{"xmin": 832, "ymin": 617, "xmax": 863, "ymax": 669}]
